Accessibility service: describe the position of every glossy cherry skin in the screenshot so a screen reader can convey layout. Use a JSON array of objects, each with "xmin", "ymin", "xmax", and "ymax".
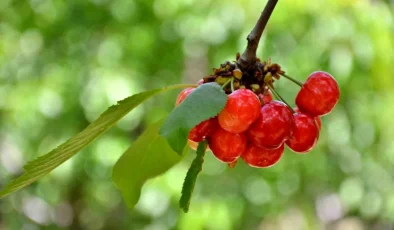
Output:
[
  {"xmin": 247, "ymin": 101, "xmax": 294, "ymax": 149},
  {"xmin": 296, "ymin": 71, "xmax": 340, "ymax": 116},
  {"xmin": 294, "ymin": 107, "xmax": 322, "ymax": 130},
  {"xmin": 175, "ymin": 87, "xmax": 217, "ymax": 142},
  {"xmin": 188, "ymin": 117, "xmax": 218, "ymax": 142},
  {"xmin": 218, "ymin": 89, "xmax": 261, "ymax": 134},
  {"xmin": 208, "ymin": 127, "xmax": 247, "ymax": 163},
  {"xmin": 258, "ymin": 89, "xmax": 273, "ymax": 105},
  {"xmin": 241, "ymin": 144, "xmax": 284, "ymax": 168},
  {"xmin": 286, "ymin": 113, "xmax": 319, "ymax": 153}
]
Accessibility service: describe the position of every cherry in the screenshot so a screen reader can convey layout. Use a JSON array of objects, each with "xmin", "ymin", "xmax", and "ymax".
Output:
[
  {"xmin": 208, "ymin": 127, "xmax": 247, "ymax": 163},
  {"xmin": 175, "ymin": 87, "xmax": 195, "ymax": 106},
  {"xmin": 247, "ymin": 100, "xmax": 294, "ymax": 149},
  {"xmin": 296, "ymin": 71, "xmax": 340, "ymax": 116},
  {"xmin": 258, "ymin": 89, "xmax": 273, "ymax": 105},
  {"xmin": 241, "ymin": 144, "xmax": 284, "ymax": 168},
  {"xmin": 294, "ymin": 107, "xmax": 322, "ymax": 130},
  {"xmin": 175, "ymin": 87, "xmax": 217, "ymax": 142},
  {"xmin": 286, "ymin": 113, "xmax": 319, "ymax": 153},
  {"xmin": 218, "ymin": 89, "xmax": 261, "ymax": 133},
  {"xmin": 188, "ymin": 117, "xmax": 218, "ymax": 142}
]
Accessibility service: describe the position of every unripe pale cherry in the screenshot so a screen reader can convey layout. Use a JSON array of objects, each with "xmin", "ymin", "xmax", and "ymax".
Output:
[
  {"xmin": 208, "ymin": 127, "xmax": 247, "ymax": 163},
  {"xmin": 296, "ymin": 71, "xmax": 340, "ymax": 116},
  {"xmin": 218, "ymin": 89, "xmax": 261, "ymax": 134},
  {"xmin": 247, "ymin": 100, "xmax": 294, "ymax": 149},
  {"xmin": 286, "ymin": 113, "xmax": 319, "ymax": 153},
  {"xmin": 241, "ymin": 144, "xmax": 284, "ymax": 168}
]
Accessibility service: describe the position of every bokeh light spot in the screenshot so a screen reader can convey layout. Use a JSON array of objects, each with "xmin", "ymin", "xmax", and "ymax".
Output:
[
  {"xmin": 20, "ymin": 29, "xmax": 43, "ymax": 57},
  {"xmin": 339, "ymin": 177, "xmax": 364, "ymax": 210}
]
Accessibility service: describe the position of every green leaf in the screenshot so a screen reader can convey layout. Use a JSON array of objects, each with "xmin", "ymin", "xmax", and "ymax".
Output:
[
  {"xmin": 159, "ymin": 83, "xmax": 227, "ymax": 154},
  {"xmin": 112, "ymin": 120, "xmax": 188, "ymax": 210},
  {"xmin": 179, "ymin": 141, "xmax": 207, "ymax": 213},
  {"xmin": 0, "ymin": 84, "xmax": 195, "ymax": 199}
]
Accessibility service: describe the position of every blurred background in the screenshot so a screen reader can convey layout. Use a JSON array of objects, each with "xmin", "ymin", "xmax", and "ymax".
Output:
[{"xmin": 0, "ymin": 0, "xmax": 394, "ymax": 229}]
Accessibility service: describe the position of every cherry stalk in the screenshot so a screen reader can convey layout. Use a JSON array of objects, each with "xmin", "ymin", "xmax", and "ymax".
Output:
[{"xmin": 237, "ymin": 0, "xmax": 278, "ymax": 70}]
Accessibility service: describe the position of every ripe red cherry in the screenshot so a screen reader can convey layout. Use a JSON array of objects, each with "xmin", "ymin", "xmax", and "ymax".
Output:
[
  {"xmin": 188, "ymin": 117, "xmax": 218, "ymax": 142},
  {"xmin": 258, "ymin": 89, "xmax": 273, "ymax": 105},
  {"xmin": 241, "ymin": 144, "xmax": 284, "ymax": 168},
  {"xmin": 208, "ymin": 127, "xmax": 247, "ymax": 163},
  {"xmin": 286, "ymin": 113, "xmax": 319, "ymax": 153},
  {"xmin": 294, "ymin": 107, "xmax": 322, "ymax": 130},
  {"xmin": 175, "ymin": 87, "xmax": 217, "ymax": 142},
  {"xmin": 247, "ymin": 101, "xmax": 294, "ymax": 149},
  {"xmin": 296, "ymin": 71, "xmax": 340, "ymax": 116},
  {"xmin": 175, "ymin": 87, "xmax": 195, "ymax": 106},
  {"xmin": 218, "ymin": 89, "xmax": 261, "ymax": 133}
]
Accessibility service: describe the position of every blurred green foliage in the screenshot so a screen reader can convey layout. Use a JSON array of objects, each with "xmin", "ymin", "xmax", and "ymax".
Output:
[{"xmin": 0, "ymin": 0, "xmax": 394, "ymax": 229}]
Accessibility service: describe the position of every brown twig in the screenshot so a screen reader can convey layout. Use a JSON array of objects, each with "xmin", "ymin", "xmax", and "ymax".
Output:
[{"xmin": 237, "ymin": 0, "xmax": 278, "ymax": 70}]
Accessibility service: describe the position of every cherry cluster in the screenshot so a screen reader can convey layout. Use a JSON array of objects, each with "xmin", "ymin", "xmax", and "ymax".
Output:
[{"xmin": 176, "ymin": 71, "xmax": 339, "ymax": 168}]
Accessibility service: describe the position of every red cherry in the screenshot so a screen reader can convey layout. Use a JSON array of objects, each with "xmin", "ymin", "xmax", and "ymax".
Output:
[
  {"xmin": 208, "ymin": 127, "xmax": 247, "ymax": 163},
  {"xmin": 247, "ymin": 100, "xmax": 294, "ymax": 149},
  {"xmin": 286, "ymin": 113, "xmax": 319, "ymax": 153},
  {"xmin": 188, "ymin": 117, "xmax": 218, "ymax": 142},
  {"xmin": 241, "ymin": 144, "xmax": 284, "ymax": 168},
  {"xmin": 218, "ymin": 89, "xmax": 261, "ymax": 133},
  {"xmin": 296, "ymin": 71, "xmax": 340, "ymax": 116},
  {"xmin": 258, "ymin": 89, "xmax": 273, "ymax": 105},
  {"xmin": 294, "ymin": 107, "xmax": 322, "ymax": 130}
]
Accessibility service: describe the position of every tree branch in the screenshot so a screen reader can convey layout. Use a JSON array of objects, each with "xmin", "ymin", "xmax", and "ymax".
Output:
[{"xmin": 237, "ymin": 0, "xmax": 278, "ymax": 69}]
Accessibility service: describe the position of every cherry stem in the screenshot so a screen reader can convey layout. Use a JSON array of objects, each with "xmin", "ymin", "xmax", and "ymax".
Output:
[
  {"xmin": 280, "ymin": 73, "xmax": 303, "ymax": 87},
  {"xmin": 237, "ymin": 0, "xmax": 278, "ymax": 70},
  {"xmin": 230, "ymin": 78, "xmax": 235, "ymax": 92},
  {"xmin": 268, "ymin": 85, "xmax": 295, "ymax": 113},
  {"xmin": 221, "ymin": 77, "xmax": 234, "ymax": 90}
]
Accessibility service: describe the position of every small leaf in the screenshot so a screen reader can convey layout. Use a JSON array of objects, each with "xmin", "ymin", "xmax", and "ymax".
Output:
[
  {"xmin": 179, "ymin": 141, "xmax": 207, "ymax": 213},
  {"xmin": 112, "ymin": 120, "xmax": 188, "ymax": 209},
  {"xmin": 0, "ymin": 84, "xmax": 194, "ymax": 199},
  {"xmin": 159, "ymin": 83, "xmax": 227, "ymax": 154}
]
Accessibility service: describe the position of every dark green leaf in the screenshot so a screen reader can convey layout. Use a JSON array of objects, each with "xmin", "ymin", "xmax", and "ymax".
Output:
[
  {"xmin": 112, "ymin": 120, "xmax": 188, "ymax": 210},
  {"xmin": 159, "ymin": 83, "xmax": 227, "ymax": 154},
  {"xmin": 0, "ymin": 84, "xmax": 193, "ymax": 199},
  {"xmin": 179, "ymin": 141, "xmax": 207, "ymax": 213}
]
